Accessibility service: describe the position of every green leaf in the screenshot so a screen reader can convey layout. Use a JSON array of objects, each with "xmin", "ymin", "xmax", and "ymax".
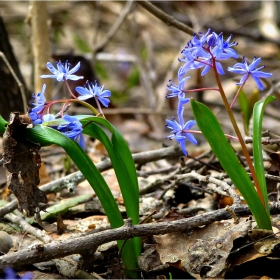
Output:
[
  {"xmin": 191, "ymin": 99, "xmax": 271, "ymax": 229},
  {"xmin": 238, "ymin": 90, "xmax": 259, "ymax": 135},
  {"xmin": 23, "ymin": 125, "xmax": 124, "ymax": 228},
  {"xmin": 22, "ymin": 123, "xmax": 139, "ymax": 276},
  {"xmin": 0, "ymin": 115, "xmax": 8, "ymax": 134},
  {"xmin": 78, "ymin": 116, "xmax": 141, "ymax": 258},
  {"xmin": 253, "ymin": 96, "xmax": 276, "ymax": 215}
]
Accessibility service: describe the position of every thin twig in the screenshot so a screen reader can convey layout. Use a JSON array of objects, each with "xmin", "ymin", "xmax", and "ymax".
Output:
[
  {"xmin": 93, "ymin": 0, "xmax": 135, "ymax": 53},
  {"xmin": 136, "ymin": 0, "xmax": 195, "ymax": 35}
]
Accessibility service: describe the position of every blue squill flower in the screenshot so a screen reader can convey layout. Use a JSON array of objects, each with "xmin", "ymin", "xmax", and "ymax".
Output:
[
  {"xmin": 211, "ymin": 33, "xmax": 238, "ymax": 59},
  {"xmin": 76, "ymin": 81, "xmax": 111, "ymax": 107},
  {"xmin": 184, "ymin": 29, "xmax": 211, "ymax": 58},
  {"xmin": 166, "ymin": 76, "xmax": 191, "ymax": 99},
  {"xmin": 57, "ymin": 115, "xmax": 85, "ymax": 149},
  {"xmin": 228, "ymin": 57, "xmax": 272, "ymax": 90},
  {"xmin": 30, "ymin": 84, "xmax": 46, "ymax": 112},
  {"xmin": 166, "ymin": 107, "xmax": 197, "ymax": 156},
  {"xmin": 40, "ymin": 61, "xmax": 84, "ymax": 82}
]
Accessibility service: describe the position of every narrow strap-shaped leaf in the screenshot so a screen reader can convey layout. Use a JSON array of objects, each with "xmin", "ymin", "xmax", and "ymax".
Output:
[
  {"xmin": 81, "ymin": 121, "xmax": 139, "ymax": 224},
  {"xmin": 191, "ymin": 99, "xmax": 271, "ymax": 229},
  {"xmin": 22, "ymin": 124, "xmax": 140, "ymax": 276},
  {"xmin": 22, "ymin": 124, "xmax": 124, "ymax": 229},
  {"xmin": 253, "ymin": 96, "xmax": 276, "ymax": 214}
]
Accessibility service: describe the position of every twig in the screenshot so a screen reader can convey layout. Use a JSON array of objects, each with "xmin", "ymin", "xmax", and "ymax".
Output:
[
  {"xmin": 93, "ymin": 0, "xmax": 135, "ymax": 53},
  {"xmin": 0, "ymin": 145, "xmax": 184, "ymax": 218},
  {"xmin": 2, "ymin": 203, "xmax": 280, "ymax": 270},
  {"xmin": 136, "ymin": 0, "xmax": 195, "ymax": 35},
  {"xmin": 0, "ymin": 51, "xmax": 27, "ymax": 111}
]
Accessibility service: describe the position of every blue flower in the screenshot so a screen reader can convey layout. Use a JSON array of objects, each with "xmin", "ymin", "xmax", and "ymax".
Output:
[
  {"xmin": 166, "ymin": 108, "xmax": 197, "ymax": 156},
  {"xmin": 28, "ymin": 84, "xmax": 47, "ymax": 124},
  {"xmin": 183, "ymin": 29, "xmax": 211, "ymax": 58},
  {"xmin": 40, "ymin": 61, "xmax": 84, "ymax": 82},
  {"xmin": 57, "ymin": 115, "xmax": 85, "ymax": 149},
  {"xmin": 30, "ymin": 84, "xmax": 46, "ymax": 112},
  {"xmin": 211, "ymin": 33, "xmax": 238, "ymax": 59},
  {"xmin": 4, "ymin": 267, "xmax": 33, "ymax": 279},
  {"xmin": 76, "ymin": 81, "xmax": 111, "ymax": 107},
  {"xmin": 228, "ymin": 57, "xmax": 272, "ymax": 90},
  {"xmin": 166, "ymin": 76, "xmax": 191, "ymax": 99}
]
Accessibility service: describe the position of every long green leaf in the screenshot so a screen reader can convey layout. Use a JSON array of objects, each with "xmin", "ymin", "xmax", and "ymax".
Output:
[
  {"xmin": 22, "ymin": 124, "xmax": 139, "ymax": 276},
  {"xmin": 191, "ymin": 100, "xmax": 271, "ymax": 229},
  {"xmin": 80, "ymin": 121, "xmax": 141, "ymax": 259},
  {"xmin": 23, "ymin": 125, "xmax": 124, "ymax": 228},
  {"xmin": 253, "ymin": 96, "xmax": 276, "ymax": 215}
]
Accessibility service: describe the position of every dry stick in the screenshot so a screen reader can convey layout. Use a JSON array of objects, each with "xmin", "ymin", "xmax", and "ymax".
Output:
[
  {"xmin": 93, "ymin": 0, "xmax": 135, "ymax": 53},
  {"xmin": 136, "ymin": 0, "xmax": 195, "ymax": 35},
  {"xmin": 0, "ymin": 52, "xmax": 27, "ymax": 111},
  {"xmin": 0, "ymin": 145, "xmax": 184, "ymax": 218},
  {"xmin": 2, "ymin": 203, "xmax": 280, "ymax": 270}
]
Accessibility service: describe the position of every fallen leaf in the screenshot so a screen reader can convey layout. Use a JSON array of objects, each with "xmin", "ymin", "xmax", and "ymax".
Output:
[
  {"xmin": 155, "ymin": 218, "xmax": 250, "ymax": 279},
  {"xmin": 2, "ymin": 112, "xmax": 47, "ymax": 216}
]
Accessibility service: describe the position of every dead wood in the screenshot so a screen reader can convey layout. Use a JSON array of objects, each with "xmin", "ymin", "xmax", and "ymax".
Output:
[{"xmin": 1, "ymin": 203, "xmax": 280, "ymax": 270}]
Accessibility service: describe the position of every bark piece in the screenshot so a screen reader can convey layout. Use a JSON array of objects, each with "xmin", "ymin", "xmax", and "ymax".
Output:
[{"xmin": 2, "ymin": 112, "xmax": 47, "ymax": 216}]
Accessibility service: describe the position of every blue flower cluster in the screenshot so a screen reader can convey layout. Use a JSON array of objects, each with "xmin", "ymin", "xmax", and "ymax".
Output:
[
  {"xmin": 166, "ymin": 29, "xmax": 272, "ymax": 156},
  {"xmin": 28, "ymin": 61, "xmax": 112, "ymax": 149}
]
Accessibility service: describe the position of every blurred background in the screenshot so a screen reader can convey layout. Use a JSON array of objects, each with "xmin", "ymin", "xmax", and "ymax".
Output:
[{"xmin": 0, "ymin": 1, "xmax": 280, "ymax": 153}]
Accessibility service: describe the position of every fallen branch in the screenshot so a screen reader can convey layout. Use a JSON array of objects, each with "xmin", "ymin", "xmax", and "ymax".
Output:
[{"xmin": 2, "ymin": 203, "xmax": 280, "ymax": 270}]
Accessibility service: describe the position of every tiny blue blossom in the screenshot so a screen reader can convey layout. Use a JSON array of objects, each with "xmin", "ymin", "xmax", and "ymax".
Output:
[
  {"xmin": 211, "ymin": 33, "xmax": 238, "ymax": 59},
  {"xmin": 184, "ymin": 28, "xmax": 211, "ymax": 58},
  {"xmin": 40, "ymin": 61, "xmax": 84, "ymax": 82},
  {"xmin": 4, "ymin": 267, "xmax": 33, "ymax": 279},
  {"xmin": 166, "ymin": 107, "xmax": 197, "ymax": 156},
  {"xmin": 166, "ymin": 76, "xmax": 191, "ymax": 99},
  {"xmin": 30, "ymin": 84, "xmax": 46, "ymax": 112},
  {"xmin": 57, "ymin": 115, "xmax": 85, "ymax": 149},
  {"xmin": 228, "ymin": 57, "xmax": 272, "ymax": 91},
  {"xmin": 76, "ymin": 81, "xmax": 111, "ymax": 107}
]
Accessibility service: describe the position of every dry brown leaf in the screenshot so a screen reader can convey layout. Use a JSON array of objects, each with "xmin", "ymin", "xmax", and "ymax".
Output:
[
  {"xmin": 154, "ymin": 218, "xmax": 250, "ymax": 279},
  {"xmin": 2, "ymin": 112, "xmax": 47, "ymax": 216}
]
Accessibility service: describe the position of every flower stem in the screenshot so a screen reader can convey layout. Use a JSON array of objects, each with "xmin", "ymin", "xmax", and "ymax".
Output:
[
  {"xmin": 230, "ymin": 76, "xmax": 249, "ymax": 108},
  {"xmin": 183, "ymin": 129, "xmax": 239, "ymax": 141},
  {"xmin": 64, "ymin": 80, "xmax": 78, "ymax": 99},
  {"xmin": 212, "ymin": 59, "xmax": 265, "ymax": 207}
]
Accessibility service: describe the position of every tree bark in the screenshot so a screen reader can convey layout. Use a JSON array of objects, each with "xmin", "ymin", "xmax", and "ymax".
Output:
[{"xmin": 0, "ymin": 15, "xmax": 29, "ymax": 121}]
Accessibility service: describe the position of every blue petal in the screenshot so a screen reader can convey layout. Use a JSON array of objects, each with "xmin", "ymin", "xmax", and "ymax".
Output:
[
  {"xmin": 67, "ymin": 62, "xmax": 81, "ymax": 75},
  {"xmin": 186, "ymin": 133, "xmax": 198, "ymax": 145},
  {"xmin": 251, "ymin": 75, "xmax": 264, "ymax": 91},
  {"xmin": 76, "ymin": 86, "xmax": 92, "ymax": 96},
  {"xmin": 46, "ymin": 62, "xmax": 59, "ymax": 74}
]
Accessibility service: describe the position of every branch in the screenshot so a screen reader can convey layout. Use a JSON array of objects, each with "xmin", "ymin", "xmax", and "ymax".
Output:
[
  {"xmin": 136, "ymin": 0, "xmax": 195, "ymax": 35},
  {"xmin": 93, "ymin": 0, "xmax": 135, "ymax": 53},
  {"xmin": 2, "ymin": 203, "xmax": 280, "ymax": 270}
]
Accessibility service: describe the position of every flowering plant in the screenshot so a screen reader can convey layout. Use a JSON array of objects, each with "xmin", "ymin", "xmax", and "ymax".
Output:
[
  {"xmin": 0, "ymin": 60, "xmax": 140, "ymax": 276},
  {"xmin": 165, "ymin": 29, "xmax": 274, "ymax": 230}
]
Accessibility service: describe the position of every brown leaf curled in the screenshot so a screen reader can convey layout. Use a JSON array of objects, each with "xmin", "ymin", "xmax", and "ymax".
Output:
[{"xmin": 2, "ymin": 112, "xmax": 47, "ymax": 216}]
